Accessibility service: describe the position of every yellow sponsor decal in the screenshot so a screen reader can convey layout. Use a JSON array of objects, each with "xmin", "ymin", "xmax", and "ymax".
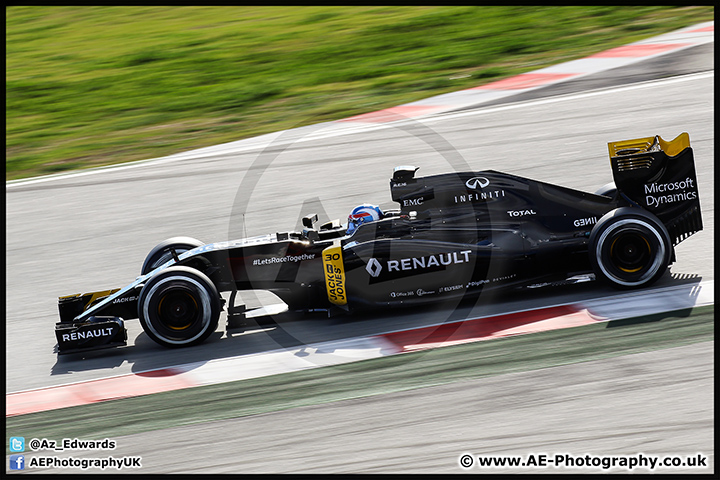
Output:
[
  {"xmin": 322, "ymin": 243, "xmax": 347, "ymax": 306},
  {"xmin": 58, "ymin": 289, "xmax": 120, "ymax": 310},
  {"xmin": 608, "ymin": 132, "xmax": 690, "ymax": 158},
  {"xmin": 58, "ymin": 293, "xmax": 82, "ymax": 300},
  {"xmin": 85, "ymin": 289, "xmax": 120, "ymax": 308}
]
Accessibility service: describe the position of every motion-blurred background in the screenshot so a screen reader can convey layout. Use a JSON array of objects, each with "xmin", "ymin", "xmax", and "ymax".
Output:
[{"xmin": 6, "ymin": 6, "xmax": 713, "ymax": 180}]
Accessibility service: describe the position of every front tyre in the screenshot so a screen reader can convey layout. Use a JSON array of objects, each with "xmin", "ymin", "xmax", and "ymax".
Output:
[
  {"xmin": 589, "ymin": 208, "xmax": 672, "ymax": 289},
  {"xmin": 138, "ymin": 266, "xmax": 220, "ymax": 348},
  {"xmin": 141, "ymin": 237, "xmax": 204, "ymax": 275}
]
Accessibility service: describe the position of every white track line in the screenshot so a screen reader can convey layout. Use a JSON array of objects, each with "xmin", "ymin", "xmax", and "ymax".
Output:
[{"xmin": 6, "ymin": 71, "xmax": 712, "ymax": 189}]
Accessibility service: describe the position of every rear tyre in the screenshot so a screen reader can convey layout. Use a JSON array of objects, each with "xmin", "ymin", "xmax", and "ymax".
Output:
[
  {"xmin": 589, "ymin": 208, "xmax": 671, "ymax": 289},
  {"xmin": 594, "ymin": 182, "xmax": 617, "ymax": 199},
  {"xmin": 141, "ymin": 237, "xmax": 204, "ymax": 275},
  {"xmin": 138, "ymin": 266, "xmax": 220, "ymax": 348}
]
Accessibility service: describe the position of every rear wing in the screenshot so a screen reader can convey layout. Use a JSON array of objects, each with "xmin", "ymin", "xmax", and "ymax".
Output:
[{"xmin": 608, "ymin": 132, "xmax": 702, "ymax": 245}]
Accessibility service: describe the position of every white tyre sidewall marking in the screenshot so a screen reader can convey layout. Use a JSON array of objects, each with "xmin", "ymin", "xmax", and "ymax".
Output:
[
  {"xmin": 595, "ymin": 218, "xmax": 666, "ymax": 287},
  {"xmin": 142, "ymin": 275, "xmax": 213, "ymax": 345}
]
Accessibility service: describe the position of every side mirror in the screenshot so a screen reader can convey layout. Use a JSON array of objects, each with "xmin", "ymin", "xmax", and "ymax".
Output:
[
  {"xmin": 319, "ymin": 219, "xmax": 341, "ymax": 231},
  {"xmin": 302, "ymin": 213, "xmax": 318, "ymax": 229},
  {"xmin": 392, "ymin": 165, "xmax": 419, "ymax": 181}
]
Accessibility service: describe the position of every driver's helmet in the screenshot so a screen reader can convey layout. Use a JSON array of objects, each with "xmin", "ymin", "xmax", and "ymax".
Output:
[{"xmin": 346, "ymin": 204, "xmax": 383, "ymax": 235}]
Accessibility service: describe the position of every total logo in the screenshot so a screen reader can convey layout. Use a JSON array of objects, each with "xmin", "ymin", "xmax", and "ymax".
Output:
[{"xmin": 507, "ymin": 209, "xmax": 536, "ymax": 217}]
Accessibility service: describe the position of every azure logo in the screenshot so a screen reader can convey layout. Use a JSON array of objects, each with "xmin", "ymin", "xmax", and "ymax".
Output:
[{"xmin": 465, "ymin": 177, "xmax": 490, "ymax": 190}]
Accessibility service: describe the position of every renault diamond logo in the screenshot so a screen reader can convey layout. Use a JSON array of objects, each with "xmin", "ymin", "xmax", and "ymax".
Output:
[
  {"xmin": 366, "ymin": 258, "xmax": 383, "ymax": 277},
  {"xmin": 465, "ymin": 177, "xmax": 490, "ymax": 190}
]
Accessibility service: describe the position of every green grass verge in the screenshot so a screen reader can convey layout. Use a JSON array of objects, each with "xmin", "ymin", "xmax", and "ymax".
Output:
[
  {"xmin": 6, "ymin": 6, "xmax": 714, "ymax": 180},
  {"xmin": 6, "ymin": 305, "xmax": 713, "ymax": 444}
]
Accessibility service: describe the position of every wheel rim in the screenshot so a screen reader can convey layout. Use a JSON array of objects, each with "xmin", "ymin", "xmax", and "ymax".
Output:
[
  {"xmin": 157, "ymin": 290, "xmax": 199, "ymax": 331},
  {"xmin": 142, "ymin": 275, "xmax": 213, "ymax": 345},
  {"xmin": 596, "ymin": 219, "xmax": 665, "ymax": 287},
  {"xmin": 609, "ymin": 233, "xmax": 652, "ymax": 273}
]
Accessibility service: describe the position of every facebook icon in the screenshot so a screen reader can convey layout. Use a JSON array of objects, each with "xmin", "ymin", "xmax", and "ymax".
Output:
[{"xmin": 10, "ymin": 454, "xmax": 25, "ymax": 470}]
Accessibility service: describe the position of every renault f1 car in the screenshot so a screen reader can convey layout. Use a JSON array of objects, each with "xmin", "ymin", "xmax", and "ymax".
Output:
[{"xmin": 55, "ymin": 132, "xmax": 702, "ymax": 354}]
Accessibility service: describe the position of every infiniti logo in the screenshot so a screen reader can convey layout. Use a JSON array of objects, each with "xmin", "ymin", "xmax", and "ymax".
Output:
[{"xmin": 465, "ymin": 177, "xmax": 489, "ymax": 190}]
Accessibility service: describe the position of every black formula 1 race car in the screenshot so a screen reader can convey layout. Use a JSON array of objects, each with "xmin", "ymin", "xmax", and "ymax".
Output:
[{"xmin": 55, "ymin": 132, "xmax": 702, "ymax": 354}]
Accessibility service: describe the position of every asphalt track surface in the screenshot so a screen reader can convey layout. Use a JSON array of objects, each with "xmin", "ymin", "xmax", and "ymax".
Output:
[
  {"xmin": 17, "ymin": 341, "xmax": 712, "ymax": 474},
  {"xmin": 5, "ymin": 42, "xmax": 714, "ymax": 472}
]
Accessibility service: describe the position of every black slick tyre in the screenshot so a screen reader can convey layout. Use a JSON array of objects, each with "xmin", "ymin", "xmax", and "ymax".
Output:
[
  {"xmin": 138, "ymin": 266, "xmax": 220, "ymax": 348},
  {"xmin": 141, "ymin": 237, "xmax": 204, "ymax": 275},
  {"xmin": 589, "ymin": 207, "xmax": 672, "ymax": 289},
  {"xmin": 594, "ymin": 182, "xmax": 617, "ymax": 199}
]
